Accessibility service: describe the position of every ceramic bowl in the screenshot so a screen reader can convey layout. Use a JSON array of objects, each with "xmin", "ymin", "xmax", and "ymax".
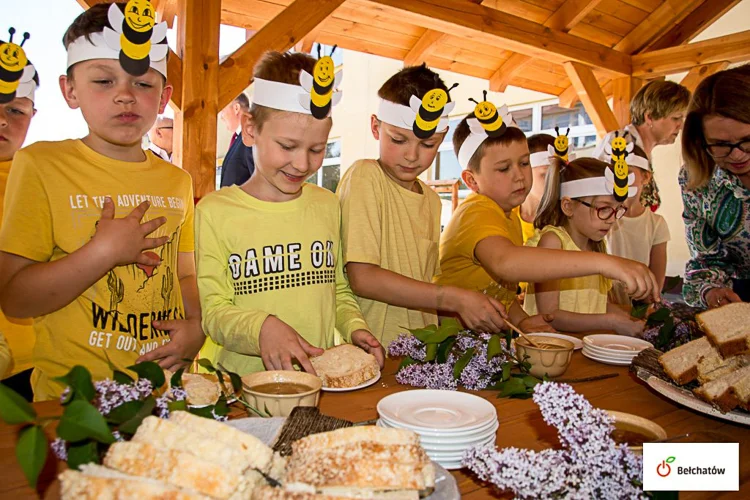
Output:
[
  {"xmin": 607, "ymin": 410, "xmax": 667, "ymax": 455},
  {"xmin": 241, "ymin": 370, "xmax": 322, "ymax": 417},
  {"xmin": 515, "ymin": 334, "xmax": 575, "ymax": 378}
]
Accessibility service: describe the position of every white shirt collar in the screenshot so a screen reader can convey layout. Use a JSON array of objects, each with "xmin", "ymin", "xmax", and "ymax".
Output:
[{"xmin": 148, "ymin": 143, "xmax": 171, "ymax": 162}]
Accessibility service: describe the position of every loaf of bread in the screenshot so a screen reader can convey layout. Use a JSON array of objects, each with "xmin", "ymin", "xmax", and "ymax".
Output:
[
  {"xmin": 696, "ymin": 303, "xmax": 750, "ymax": 357},
  {"xmin": 693, "ymin": 365, "xmax": 750, "ymax": 412},
  {"xmin": 658, "ymin": 337, "xmax": 719, "ymax": 385},
  {"xmin": 310, "ymin": 345, "xmax": 379, "ymax": 388}
]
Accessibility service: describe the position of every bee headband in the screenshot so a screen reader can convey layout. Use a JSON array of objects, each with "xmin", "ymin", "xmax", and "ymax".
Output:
[
  {"xmin": 0, "ymin": 28, "xmax": 37, "ymax": 104},
  {"xmin": 529, "ymin": 150, "xmax": 577, "ymax": 168},
  {"xmin": 66, "ymin": 1, "xmax": 168, "ymax": 77},
  {"xmin": 457, "ymin": 94, "xmax": 517, "ymax": 169},
  {"xmin": 252, "ymin": 48, "xmax": 343, "ymax": 119},
  {"xmin": 560, "ymin": 169, "xmax": 637, "ymax": 200},
  {"xmin": 376, "ymin": 83, "xmax": 457, "ymax": 139}
]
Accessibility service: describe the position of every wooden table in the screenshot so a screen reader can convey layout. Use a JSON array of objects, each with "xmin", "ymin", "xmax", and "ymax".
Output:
[{"xmin": 1, "ymin": 352, "xmax": 749, "ymax": 499}]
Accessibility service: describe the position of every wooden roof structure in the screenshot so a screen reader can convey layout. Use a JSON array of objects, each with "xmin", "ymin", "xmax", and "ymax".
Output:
[{"xmin": 76, "ymin": 0, "xmax": 750, "ymax": 197}]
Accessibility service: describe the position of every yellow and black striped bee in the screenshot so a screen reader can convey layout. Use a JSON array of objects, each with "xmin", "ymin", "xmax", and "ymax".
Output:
[
  {"xmin": 104, "ymin": 0, "xmax": 168, "ymax": 76},
  {"xmin": 608, "ymin": 130, "xmax": 632, "ymax": 160},
  {"xmin": 299, "ymin": 45, "xmax": 343, "ymax": 120},
  {"xmin": 467, "ymin": 91, "xmax": 513, "ymax": 138},
  {"xmin": 410, "ymin": 83, "xmax": 458, "ymax": 139},
  {"xmin": 604, "ymin": 132, "xmax": 636, "ymax": 202},
  {"xmin": 552, "ymin": 126, "xmax": 570, "ymax": 162},
  {"xmin": 0, "ymin": 28, "xmax": 35, "ymax": 104}
]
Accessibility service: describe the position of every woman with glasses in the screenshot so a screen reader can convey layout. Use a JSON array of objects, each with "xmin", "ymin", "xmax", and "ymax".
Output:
[
  {"xmin": 681, "ymin": 65, "xmax": 750, "ymax": 309},
  {"xmin": 523, "ymin": 157, "xmax": 646, "ymax": 336}
]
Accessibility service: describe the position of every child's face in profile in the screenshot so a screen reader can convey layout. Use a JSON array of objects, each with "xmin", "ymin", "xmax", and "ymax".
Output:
[
  {"xmin": 565, "ymin": 194, "xmax": 622, "ymax": 242},
  {"xmin": 247, "ymin": 110, "xmax": 331, "ymax": 201},
  {"xmin": 60, "ymin": 59, "xmax": 171, "ymax": 148},
  {"xmin": 469, "ymin": 140, "xmax": 532, "ymax": 213},
  {"xmin": 530, "ymin": 164, "xmax": 549, "ymax": 199},
  {"xmin": 370, "ymin": 116, "xmax": 442, "ymax": 190},
  {"xmin": 0, "ymin": 97, "xmax": 34, "ymax": 162}
]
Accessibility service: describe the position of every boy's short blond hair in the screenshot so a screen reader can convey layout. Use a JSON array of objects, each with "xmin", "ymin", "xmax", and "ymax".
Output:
[
  {"xmin": 630, "ymin": 80, "xmax": 691, "ymax": 126},
  {"xmin": 452, "ymin": 114, "xmax": 528, "ymax": 172}
]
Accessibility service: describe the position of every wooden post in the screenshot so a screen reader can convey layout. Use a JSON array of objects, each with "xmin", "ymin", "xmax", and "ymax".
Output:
[
  {"xmin": 611, "ymin": 76, "xmax": 643, "ymax": 128},
  {"xmin": 679, "ymin": 61, "xmax": 730, "ymax": 93},
  {"xmin": 563, "ymin": 61, "xmax": 620, "ymax": 137},
  {"xmin": 173, "ymin": 0, "xmax": 220, "ymax": 199}
]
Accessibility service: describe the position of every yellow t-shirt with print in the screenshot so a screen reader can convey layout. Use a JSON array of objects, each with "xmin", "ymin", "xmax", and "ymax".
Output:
[
  {"xmin": 0, "ymin": 140, "xmax": 194, "ymax": 400},
  {"xmin": 523, "ymin": 225, "xmax": 611, "ymax": 315},
  {"xmin": 0, "ymin": 159, "xmax": 35, "ymax": 378},
  {"xmin": 337, "ymin": 159, "xmax": 442, "ymax": 346},
  {"xmin": 196, "ymin": 185, "xmax": 369, "ymax": 375},
  {"xmin": 435, "ymin": 192, "xmax": 522, "ymax": 311}
]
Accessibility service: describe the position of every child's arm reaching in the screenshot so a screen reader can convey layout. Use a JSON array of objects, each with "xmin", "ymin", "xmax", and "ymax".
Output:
[
  {"xmin": 475, "ymin": 234, "xmax": 660, "ymax": 302},
  {"xmin": 0, "ymin": 199, "xmax": 168, "ymax": 318},
  {"xmin": 649, "ymin": 242, "xmax": 667, "ymax": 293}
]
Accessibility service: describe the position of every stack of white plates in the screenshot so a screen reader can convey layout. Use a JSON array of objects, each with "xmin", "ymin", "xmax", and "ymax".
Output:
[
  {"xmin": 582, "ymin": 334, "xmax": 653, "ymax": 366},
  {"xmin": 376, "ymin": 390, "xmax": 498, "ymax": 470}
]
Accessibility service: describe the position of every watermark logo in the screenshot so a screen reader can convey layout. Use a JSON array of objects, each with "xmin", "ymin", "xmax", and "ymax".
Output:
[
  {"xmin": 644, "ymin": 443, "xmax": 738, "ymax": 491},
  {"xmin": 656, "ymin": 456, "xmax": 675, "ymax": 477}
]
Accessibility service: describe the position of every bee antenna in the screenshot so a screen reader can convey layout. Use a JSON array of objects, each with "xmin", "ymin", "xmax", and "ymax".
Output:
[
  {"xmin": 329, "ymin": 45, "xmax": 338, "ymax": 56},
  {"xmin": 21, "ymin": 32, "xmax": 30, "ymax": 47},
  {"xmin": 447, "ymin": 82, "xmax": 459, "ymax": 93},
  {"xmin": 468, "ymin": 98, "xmax": 479, "ymax": 105},
  {"xmin": 565, "ymin": 127, "xmax": 570, "ymax": 136},
  {"xmin": 482, "ymin": 90, "xmax": 487, "ymax": 101},
  {"xmin": 316, "ymin": 44, "xmax": 322, "ymax": 59},
  {"xmin": 555, "ymin": 126, "xmax": 560, "ymax": 135},
  {"xmin": 8, "ymin": 27, "xmax": 15, "ymax": 43}
]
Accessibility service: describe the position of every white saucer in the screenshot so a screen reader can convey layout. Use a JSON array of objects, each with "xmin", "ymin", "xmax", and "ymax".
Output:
[
  {"xmin": 321, "ymin": 371, "xmax": 381, "ymax": 392},
  {"xmin": 525, "ymin": 332, "xmax": 584, "ymax": 350},
  {"xmin": 378, "ymin": 414, "xmax": 498, "ymax": 437},
  {"xmin": 583, "ymin": 334, "xmax": 653, "ymax": 352},
  {"xmin": 582, "ymin": 344, "xmax": 641, "ymax": 359},
  {"xmin": 377, "ymin": 390, "xmax": 497, "ymax": 432},
  {"xmin": 581, "ymin": 348, "xmax": 634, "ymax": 366}
]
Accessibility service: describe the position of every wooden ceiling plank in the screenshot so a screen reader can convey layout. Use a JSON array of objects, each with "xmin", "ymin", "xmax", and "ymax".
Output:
[
  {"xmin": 404, "ymin": 30, "xmax": 446, "ymax": 66},
  {"xmin": 489, "ymin": 53, "xmax": 535, "ymax": 92},
  {"xmin": 613, "ymin": 0, "xmax": 703, "ymax": 55},
  {"xmin": 678, "ymin": 61, "xmax": 730, "ymax": 93},
  {"xmin": 156, "ymin": 0, "xmax": 179, "ymax": 29},
  {"xmin": 647, "ymin": 0, "xmax": 742, "ymax": 51},
  {"xmin": 632, "ymin": 30, "xmax": 750, "ymax": 78},
  {"xmin": 545, "ymin": 0, "xmax": 604, "ymax": 31},
  {"xmin": 563, "ymin": 61, "xmax": 620, "ymax": 135},
  {"xmin": 218, "ymin": 0, "xmax": 345, "ymax": 109}
]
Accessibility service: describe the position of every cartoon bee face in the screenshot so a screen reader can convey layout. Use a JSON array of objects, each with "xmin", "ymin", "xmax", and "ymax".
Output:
[
  {"xmin": 313, "ymin": 55, "xmax": 334, "ymax": 87},
  {"xmin": 554, "ymin": 126, "xmax": 569, "ymax": 153},
  {"xmin": 0, "ymin": 29, "xmax": 28, "ymax": 72},
  {"xmin": 410, "ymin": 83, "xmax": 458, "ymax": 139},
  {"xmin": 421, "ymin": 88, "xmax": 449, "ymax": 113},
  {"xmin": 473, "ymin": 94, "xmax": 496, "ymax": 120},
  {"xmin": 298, "ymin": 45, "xmax": 342, "ymax": 120},
  {"xmin": 124, "ymin": 0, "xmax": 156, "ymax": 33}
]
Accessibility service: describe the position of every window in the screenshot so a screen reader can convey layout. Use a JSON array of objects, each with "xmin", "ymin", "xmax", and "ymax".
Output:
[
  {"xmin": 433, "ymin": 118, "xmax": 467, "ymax": 190},
  {"xmin": 306, "ymin": 139, "xmax": 341, "ymax": 192},
  {"xmin": 512, "ymin": 107, "xmax": 533, "ymax": 132},
  {"xmin": 541, "ymin": 102, "xmax": 592, "ymax": 130}
]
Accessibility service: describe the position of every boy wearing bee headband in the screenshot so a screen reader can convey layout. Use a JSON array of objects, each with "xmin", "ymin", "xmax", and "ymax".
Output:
[
  {"xmin": 195, "ymin": 50, "xmax": 384, "ymax": 375},
  {"xmin": 0, "ymin": 27, "xmax": 39, "ymax": 400},
  {"xmin": 337, "ymin": 65, "xmax": 509, "ymax": 345},
  {"xmin": 0, "ymin": 3, "xmax": 204, "ymax": 400}
]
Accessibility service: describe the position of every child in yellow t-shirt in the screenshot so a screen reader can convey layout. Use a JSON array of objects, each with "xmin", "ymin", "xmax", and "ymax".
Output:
[
  {"xmin": 0, "ymin": 26, "xmax": 39, "ymax": 400},
  {"xmin": 196, "ymin": 51, "xmax": 383, "ymax": 375},
  {"xmin": 437, "ymin": 96, "xmax": 659, "ymax": 333},
  {"xmin": 524, "ymin": 157, "xmax": 645, "ymax": 336},
  {"xmin": 0, "ymin": 5, "xmax": 204, "ymax": 400},
  {"xmin": 337, "ymin": 65, "xmax": 507, "ymax": 345}
]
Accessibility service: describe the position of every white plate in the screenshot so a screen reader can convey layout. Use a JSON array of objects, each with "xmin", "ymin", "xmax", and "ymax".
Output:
[
  {"xmin": 377, "ymin": 390, "xmax": 497, "ymax": 432},
  {"xmin": 581, "ymin": 348, "xmax": 633, "ymax": 366},
  {"xmin": 421, "ymin": 432, "xmax": 497, "ymax": 452},
  {"xmin": 582, "ymin": 345, "xmax": 640, "ymax": 360},
  {"xmin": 378, "ymin": 413, "xmax": 499, "ymax": 438},
  {"xmin": 321, "ymin": 371, "xmax": 381, "ymax": 392},
  {"xmin": 376, "ymin": 418, "xmax": 498, "ymax": 446},
  {"xmin": 436, "ymin": 459, "xmax": 465, "ymax": 470},
  {"xmin": 425, "ymin": 437, "xmax": 495, "ymax": 459},
  {"xmin": 583, "ymin": 334, "xmax": 653, "ymax": 352},
  {"xmin": 525, "ymin": 332, "xmax": 584, "ymax": 350},
  {"xmin": 646, "ymin": 377, "xmax": 750, "ymax": 426}
]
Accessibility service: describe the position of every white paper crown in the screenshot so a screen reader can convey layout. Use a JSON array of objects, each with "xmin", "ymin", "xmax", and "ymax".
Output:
[
  {"xmin": 376, "ymin": 84, "xmax": 457, "ymax": 139},
  {"xmin": 561, "ymin": 172, "xmax": 637, "ymax": 200},
  {"xmin": 457, "ymin": 101, "xmax": 516, "ymax": 169},
  {"xmin": 0, "ymin": 28, "xmax": 37, "ymax": 103}
]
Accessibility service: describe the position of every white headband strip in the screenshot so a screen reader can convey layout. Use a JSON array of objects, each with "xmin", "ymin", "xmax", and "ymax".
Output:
[
  {"xmin": 376, "ymin": 98, "xmax": 449, "ymax": 134},
  {"xmin": 252, "ymin": 78, "xmax": 311, "ymax": 115},
  {"xmin": 66, "ymin": 32, "xmax": 167, "ymax": 77},
  {"xmin": 627, "ymin": 154, "xmax": 649, "ymax": 171},
  {"xmin": 530, "ymin": 151, "xmax": 550, "ymax": 168},
  {"xmin": 458, "ymin": 131, "xmax": 487, "ymax": 170},
  {"xmin": 560, "ymin": 177, "xmax": 611, "ymax": 198}
]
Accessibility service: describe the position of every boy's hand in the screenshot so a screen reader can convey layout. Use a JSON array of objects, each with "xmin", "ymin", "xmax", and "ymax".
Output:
[
  {"xmin": 605, "ymin": 257, "xmax": 660, "ymax": 303},
  {"xmin": 351, "ymin": 330, "xmax": 385, "ymax": 369},
  {"xmin": 137, "ymin": 318, "xmax": 205, "ymax": 371},
  {"xmin": 446, "ymin": 287, "xmax": 508, "ymax": 333},
  {"xmin": 609, "ymin": 314, "xmax": 645, "ymax": 337},
  {"xmin": 259, "ymin": 316, "xmax": 324, "ymax": 374},
  {"xmin": 518, "ymin": 313, "xmax": 557, "ymax": 333},
  {"xmin": 92, "ymin": 198, "xmax": 169, "ymax": 268}
]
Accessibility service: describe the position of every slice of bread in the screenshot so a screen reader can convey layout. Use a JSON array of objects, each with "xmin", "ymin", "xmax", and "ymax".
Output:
[
  {"xmin": 698, "ymin": 353, "xmax": 750, "ymax": 385},
  {"xmin": 696, "ymin": 303, "xmax": 750, "ymax": 357},
  {"xmin": 310, "ymin": 345, "xmax": 379, "ymax": 388},
  {"xmin": 658, "ymin": 337, "xmax": 719, "ymax": 385},
  {"xmin": 693, "ymin": 364, "xmax": 750, "ymax": 412},
  {"xmin": 182, "ymin": 373, "xmax": 222, "ymax": 406}
]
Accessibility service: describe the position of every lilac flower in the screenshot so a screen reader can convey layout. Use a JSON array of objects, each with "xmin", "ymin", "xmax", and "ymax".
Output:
[
  {"xmin": 93, "ymin": 378, "xmax": 154, "ymax": 416},
  {"xmin": 59, "ymin": 387, "xmax": 71, "ymax": 404},
  {"xmin": 387, "ymin": 333, "xmax": 426, "ymax": 360},
  {"xmin": 459, "ymin": 334, "xmax": 506, "ymax": 391},
  {"xmin": 395, "ymin": 362, "xmax": 457, "ymax": 391},
  {"xmin": 463, "ymin": 382, "xmax": 646, "ymax": 499},
  {"xmin": 50, "ymin": 438, "xmax": 68, "ymax": 461},
  {"xmin": 155, "ymin": 395, "xmax": 170, "ymax": 419}
]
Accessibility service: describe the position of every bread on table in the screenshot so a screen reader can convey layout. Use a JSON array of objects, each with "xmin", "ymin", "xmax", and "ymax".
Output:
[
  {"xmin": 693, "ymin": 365, "xmax": 750, "ymax": 413},
  {"xmin": 658, "ymin": 337, "xmax": 719, "ymax": 385},
  {"xmin": 696, "ymin": 302, "xmax": 750, "ymax": 357},
  {"xmin": 182, "ymin": 373, "xmax": 222, "ymax": 406},
  {"xmin": 698, "ymin": 353, "xmax": 750, "ymax": 385},
  {"xmin": 310, "ymin": 345, "xmax": 380, "ymax": 388}
]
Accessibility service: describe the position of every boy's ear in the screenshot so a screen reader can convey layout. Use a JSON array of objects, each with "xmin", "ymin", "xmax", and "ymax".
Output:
[
  {"xmin": 240, "ymin": 112, "xmax": 254, "ymax": 147},
  {"xmin": 59, "ymin": 75, "xmax": 80, "ymax": 110},
  {"xmin": 158, "ymin": 84, "xmax": 173, "ymax": 114},
  {"xmin": 461, "ymin": 168, "xmax": 478, "ymax": 192},
  {"xmin": 561, "ymin": 197, "xmax": 576, "ymax": 217},
  {"xmin": 370, "ymin": 114, "xmax": 381, "ymax": 140}
]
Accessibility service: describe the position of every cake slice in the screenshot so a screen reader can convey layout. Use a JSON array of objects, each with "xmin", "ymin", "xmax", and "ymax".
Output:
[
  {"xmin": 698, "ymin": 353, "xmax": 750, "ymax": 385},
  {"xmin": 310, "ymin": 344, "xmax": 379, "ymax": 388},
  {"xmin": 658, "ymin": 337, "xmax": 720, "ymax": 385},
  {"xmin": 693, "ymin": 364, "xmax": 750, "ymax": 412},
  {"xmin": 696, "ymin": 303, "xmax": 750, "ymax": 357}
]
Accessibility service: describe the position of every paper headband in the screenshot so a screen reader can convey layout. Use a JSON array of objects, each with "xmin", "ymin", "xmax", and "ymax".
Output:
[
  {"xmin": 561, "ymin": 172, "xmax": 637, "ymax": 201},
  {"xmin": 376, "ymin": 83, "xmax": 457, "ymax": 139},
  {"xmin": 252, "ymin": 47, "xmax": 343, "ymax": 119},
  {"xmin": 457, "ymin": 93, "xmax": 517, "ymax": 169},
  {"xmin": 0, "ymin": 28, "xmax": 37, "ymax": 104},
  {"xmin": 66, "ymin": 1, "xmax": 168, "ymax": 77}
]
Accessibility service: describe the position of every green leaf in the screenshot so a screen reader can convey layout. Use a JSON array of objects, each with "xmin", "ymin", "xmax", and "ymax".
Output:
[
  {"xmin": 188, "ymin": 405, "xmax": 215, "ymax": 418},
  {"xmin": 118, "ymin": 397, "xmax": 156, "ymax": 435},
  {"xmin": 214, "ymin": 398, "xmax": 230, "ymax": 417},
  {"xmin": 487, "ymin": 335, "xmax": 503, "ymax": 361},
  {"xmin": 398, "ymin": 356, "xmax": 419, "ymax": 370},
  {"xmin": 504, "ymin": 331, "xmax": 513, "ymax": 349},
  {"xmin": 0, "ymin": 383, "xmax": 37, "ymax": 425},
  {"xmin": 66, "ymin": 441, "xmax": 99, "ymax": 470},
  {"xmin": 410, "ymin": 324, "xmax": 439, "ymax": 344},
  {"xmin": 494, "ymin": 377, "xmax": 527, "ymax": 398},
  {"xmin": 521, "ymin": 375, "xmax": 541, "ymax": 389},
  {"xmin": 170, "ymin": 368, "xmax": 185, "ymax": 389},
  {"xmin": 113, "ymin": 370, "xmax": 135, "ymax": 385},
  {"xmin": 16, "ymin": 425, "xmax": 47, "ymax": 488},
  {"xmin": 501, "ymin": 362, "xmax": 511, "ymax": 382},
  {"xmin": 57, "ymin": 400, "xmax": 115, "ymax": 444},
  {"xmin": 656, "ymin": 316, "xmax": 675, "ymax": 349},
  {"xmin": 126, "ymin": 361, "xmax": 165, "ymax": 389},
  {"xmin": 54, "ymin": 366, "xmax": 96, "ymax": 402},
  {"xmin": 227, "ymin": 371, "xmax": 242, "ymax": 394},
  {"xmin": 436, "ymin": 337, "xmax": 457, "ymax": 364},
  {"xmin": 167, "ymin": 400, "xmax": 187, "ymax": 413},
  {"xmin": 647, "ymin": 307, "xmax": 671, "ymax": 325},
  {"xmin": 196, "ymin": 358, "xmax": 217, "ymax": 373},
  {"xmin": 424, "ymin": 343, "xmax": 438, "ymax": 362},
  {"xmin": 631, "ymin": 302, "xmax": 650, "ymax": 319},
  {"xmin": 453, "ymin": 348, "xmax": 475, "ymax": 380},
  {"xmin": 666, "ymin": 456, "xmax": 676, "ymax": 464},
  {"xmin": 106, "ymin": 400, "xmax": 144, "ymax": 425}
]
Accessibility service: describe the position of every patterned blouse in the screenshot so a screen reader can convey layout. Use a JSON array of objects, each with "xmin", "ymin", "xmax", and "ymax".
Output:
[{"xmin": 680, "ymin": 166, "xmax": 750, "ymax": 308}]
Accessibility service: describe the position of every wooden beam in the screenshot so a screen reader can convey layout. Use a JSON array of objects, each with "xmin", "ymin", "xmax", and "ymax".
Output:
[
  {"xmin": 173, "ymin": 0, "xmax": 220, "ymax": 198},
  {"xmin": 489, "ymin": 53, "xmax": 533, "ymax": 92},
  {"xmin": 633, "ymin": 30, "xmax": 750, "ymax": 78},
  {"xmin": 218, "ymin": 0, "xmax": 345, "ymax": 109},
  {"xmin": 647, "ymin": 0, "xmax": 742, "ymax": 52},
  {"xmin": 166, "ymin": 48, "xmax": 182, "ymax": 109},
  {"xmin": 365, "ymin": 0, "xmax": 632, "ymax": 75},
  {"xmin": 611, "ymin": 76, "xmax": 643, "ymax": 128},
  {"xmin": 544, "ymin": 0, "xmax": 603, "ymax": 32},
  {"xmin": 295, "ymin": 24, "xmax": 324, "ymax": 54},
  {"xmin": 679, "ymin": 61, "xmax": 730, "ymax": 93},
  {"xmin": 156, "ymin": 0, "xmax": 179, "ymax": 29},
  {"xmin": 558, "ymin": 78, "xmax": 612, "ymax": 109},
  {"xmin": 563, "ymin": 61, "xmax": 619, "ymax": 136},
  {"xmin": 614, "ymin": 0, "xmax": 702, "ymax": 55},
  {"xmin": 404, "ymin": 30, "xmax": 445, "ymax": 66}
]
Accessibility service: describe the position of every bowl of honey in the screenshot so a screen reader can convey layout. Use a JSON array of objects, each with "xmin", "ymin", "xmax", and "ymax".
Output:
[{"xmin": 241, "ymin": 370, "xmax": 322, "ymax": 417}]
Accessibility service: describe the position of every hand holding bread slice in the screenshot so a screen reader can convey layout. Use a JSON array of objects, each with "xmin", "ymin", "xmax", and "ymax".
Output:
[{"xmin": 310, "ymin": 345, "xmax": 380, "ymax": 389}]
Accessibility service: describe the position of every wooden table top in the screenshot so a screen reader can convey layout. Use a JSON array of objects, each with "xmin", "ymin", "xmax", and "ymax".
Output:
[{"xmin": 1, "ymin": 351, "xmax": 749, "ymax": 499}]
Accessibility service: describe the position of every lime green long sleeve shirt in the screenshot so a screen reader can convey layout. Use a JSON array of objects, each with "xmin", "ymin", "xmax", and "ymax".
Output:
[{"xmin": 195, "ymin": 184, "xmax": 370, "ymax": 375}]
